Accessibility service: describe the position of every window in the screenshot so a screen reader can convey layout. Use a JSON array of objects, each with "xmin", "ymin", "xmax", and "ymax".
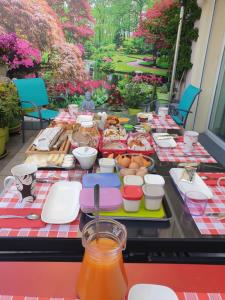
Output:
[{"xmin": 209, "ymin": 46, "xmax": 225, "ymax": 142}]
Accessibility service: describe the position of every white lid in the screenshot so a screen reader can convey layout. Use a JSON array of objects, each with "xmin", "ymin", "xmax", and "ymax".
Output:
[
  {"xmin": 73, "ymin": 147, "xmax": 97, "ymax": 157},
  {"xmin": 144, "ymin": 174, "xmax": 165, "ymax": 186},
  {"xmin": 81, "ymin": 121, "xmax": 93, "ymax": 128},
  {"xmin": 124, "ymin": 175, "xmax": 144, "ymax": 186}
]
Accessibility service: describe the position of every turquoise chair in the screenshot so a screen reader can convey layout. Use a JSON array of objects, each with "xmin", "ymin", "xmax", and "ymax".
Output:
[
  {"xmin": 170, "ymin": 84, "xmax": 201, "ymax": 127},
  {"xmin": 14, "ymin": 78, "xmax": 59, "ymax": 142}
]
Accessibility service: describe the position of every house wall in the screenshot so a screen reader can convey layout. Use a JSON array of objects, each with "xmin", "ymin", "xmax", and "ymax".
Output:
[{"xmin": 186, "ymin": 0, "xmax": 225, "ymax": 132}]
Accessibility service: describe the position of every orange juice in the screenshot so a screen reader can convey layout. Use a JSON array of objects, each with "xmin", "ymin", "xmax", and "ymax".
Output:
[{"xmin": 76, "ymin": 237, "xmax": 128, "ymax": 300}]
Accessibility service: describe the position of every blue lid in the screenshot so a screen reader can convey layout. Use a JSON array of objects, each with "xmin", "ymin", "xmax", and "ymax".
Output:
[{"xmin": 82, "ymin": 173, "xmax": 121, "ymax": 188}]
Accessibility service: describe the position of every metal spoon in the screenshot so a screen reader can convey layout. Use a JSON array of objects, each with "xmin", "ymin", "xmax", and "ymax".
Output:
[
  {"xmin": 0, "ymin": 214, "xmax": 40, "ymax": 220},
  {"xmin": 94, "ymin": 184, "xmax": 100, "ymax": 241}
]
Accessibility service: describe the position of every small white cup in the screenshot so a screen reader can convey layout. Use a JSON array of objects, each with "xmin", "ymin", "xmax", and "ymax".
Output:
[
  {"xmin": 184, "ymin": 131, "xmax": 199, "ymax": 152},
  {"xmin": 4, "ymin": 164, "xmax": 37, "ymax": 203},
  {"xmin": 68, "ymin": 104, "xmax": 79, "ymax": 117}
]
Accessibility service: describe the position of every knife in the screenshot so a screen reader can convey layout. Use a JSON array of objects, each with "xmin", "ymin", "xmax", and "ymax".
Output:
[{"xmin": 173, "ymin": 154, "xmax": 211, "ymax": 158}]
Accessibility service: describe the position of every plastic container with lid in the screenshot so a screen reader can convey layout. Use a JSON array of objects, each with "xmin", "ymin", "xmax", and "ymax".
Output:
[
  {"xmin": 144, "ymin": 174, "xmax": 165, "ymax": 187},
  {"xmin": 82, "ymin": 173, "xmax": 121, "ymax": 188},
  {"xmin": 99, "ymin": 158, "xmax": 115, "ymax": 173},
  {"xmin": 79, "ymin": 187, "xmax": 122, "ymax": 213},
  {"xmin": 142, "ymin": 184, "xmax": 165, "ymax": 210},
  {"xmin": 122, "ymin": 185, "xmax": 143, "ymax": 212},
  {"xmin": 123, "ymin": 175, "xmax": 143, "ymax": 186}
]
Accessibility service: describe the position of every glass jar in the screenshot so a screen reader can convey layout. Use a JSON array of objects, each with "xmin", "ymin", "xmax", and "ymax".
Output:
[{"xmin": 76, "ymin": 218, "xmax": 128, "ymax": 300}]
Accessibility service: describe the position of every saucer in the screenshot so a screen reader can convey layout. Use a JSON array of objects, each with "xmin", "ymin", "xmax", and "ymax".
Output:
[{"xmin": 128, "ymin": 284, "xmax": 178, "ymax": 300}]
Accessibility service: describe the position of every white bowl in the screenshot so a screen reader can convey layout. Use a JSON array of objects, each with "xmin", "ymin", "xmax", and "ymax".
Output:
[{"xmin": 72, "ymin": 147, "xmax": 97, "ymax": 169}]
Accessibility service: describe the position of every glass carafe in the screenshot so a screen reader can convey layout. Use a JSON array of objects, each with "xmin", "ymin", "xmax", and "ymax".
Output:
[{"xmin": 76, "ymin": 218, "xmax": 128, "ymax": 300}]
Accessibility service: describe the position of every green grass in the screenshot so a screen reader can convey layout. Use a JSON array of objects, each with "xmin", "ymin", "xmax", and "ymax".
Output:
[
  {"xmin": 127, "ymin": 54, "xmax": 153, "ymax": 59},
  {"xmin": 113, "ymin": 61, "xmax": 168, "ymax": 76},
  {"xmin": 139, "ymin": 61, "xmax": 154, "ymax": 67},
  {"xmin": 112, "ymin": 54, "xmax": 136, "ymax": 63}
]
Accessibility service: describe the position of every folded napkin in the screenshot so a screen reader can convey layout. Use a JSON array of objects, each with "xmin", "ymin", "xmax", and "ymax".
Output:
[{"xmin": 0, "ymin": 208, "xmax": 45, "ymax": 228}]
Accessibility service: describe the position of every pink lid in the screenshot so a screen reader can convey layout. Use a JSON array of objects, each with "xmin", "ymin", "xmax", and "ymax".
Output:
[
  {"xmin": 80, "ymin": 188, "xmax": 122, "ymax": 213},
  {"xmin": 122, "ymin": 185, "xmax": 143, "ymax": 201}
]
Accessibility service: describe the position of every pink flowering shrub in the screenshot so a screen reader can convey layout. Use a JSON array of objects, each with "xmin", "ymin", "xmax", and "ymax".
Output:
[
  {"xmin": 0, "ymin": 33, "xmax": 41, "ymax": 70},
  {"xmin": 53, "ymin": 80, "xmax": 111, "ymax": 97},
  {"xmin": 0, "ymin": 0, "xmax": 87, "ymax": 81},
  {"xmin": 132, "ymin": 74, "xmax": 163, "ymax": 86}
]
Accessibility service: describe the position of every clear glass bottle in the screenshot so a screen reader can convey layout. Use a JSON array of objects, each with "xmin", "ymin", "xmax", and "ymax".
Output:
[{"xmin": 76, "ymin": 218, "xmax": 128, "ymax": 300}]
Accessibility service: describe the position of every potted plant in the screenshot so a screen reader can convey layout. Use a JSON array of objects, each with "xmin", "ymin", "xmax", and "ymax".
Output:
[
  {"xmin": 0, "ymin": 80, "xmax": 21, "ymax": 136},
  {"xmin": 120, "ymin": 81, "xmax": 153, "ymax": 115},
  {"xmin": 0, "ymin": 95, "xmax": 10, "ymax": 157}
]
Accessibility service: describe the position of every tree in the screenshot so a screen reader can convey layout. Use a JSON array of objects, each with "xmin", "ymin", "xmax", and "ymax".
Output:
[
  {"xmin": 134, "ymin": 0, "xmax": 201, "ymax": 80},
  {"xmin": 0, "ymin": 0, "xmax": 87, "ymax": 82},
  {"xmin": 46, "ymin": 0, "xmax": 95, "ymax": 51},
  {"xmin": 90, "ymin": 0, "xmax": 148, "ymax": 47}
]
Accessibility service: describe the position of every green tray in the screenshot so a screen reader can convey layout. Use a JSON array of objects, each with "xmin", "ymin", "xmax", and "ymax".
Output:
[{"xmin": 87, "ymin": 197, "xmax": 172, "ymax": 221}]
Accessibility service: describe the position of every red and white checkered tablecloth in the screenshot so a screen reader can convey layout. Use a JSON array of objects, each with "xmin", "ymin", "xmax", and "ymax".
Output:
[
  {"xmin": 54, "ymin": 111, "xmax": 76, "ymax": 124},
  {"xmin": 177, "ymin": 292, "xmax": 225, "ymax": 300},
  {"xmin": 0, "ymin": 170, "xmax": 87, "ymax": 238},
  {"xmin": 0, "ymin": 293, "xmax": 224, "ymax": 300},
  {"xmin": 189, "ymin": 173, "xmax": 225, "ymax": 235},
  {"xmin": 54, "ymin": 111, "xmax": 95, "ymax": 125},
  {"xmin": 36, "ymin": 170, "xmax": 70, "ymax": 181},
  {"xmin": 154, "ymin": 142, "xmax": 217, "ymax": 164},
  {"xmin": 172, "ymin": 172, "xmax": 225, "ymax": 235},
  {"xmin": 151, "ymin": 115, "xmax": 181, "ymax": 130}
]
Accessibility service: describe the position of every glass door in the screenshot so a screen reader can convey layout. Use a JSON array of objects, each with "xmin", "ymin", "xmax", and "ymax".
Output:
[{"xmin": 209, "ymin": 47, "xmax": 225, "ymax": 142}]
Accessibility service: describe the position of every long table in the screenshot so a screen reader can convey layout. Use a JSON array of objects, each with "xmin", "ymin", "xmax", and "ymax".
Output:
[
  {"xmin": 0, "ymin": 262, "xmax": 225, "ymax": 297},
  {"xmin": 0, "ymin": 112, "xmax": 225, "ymax": 263}
]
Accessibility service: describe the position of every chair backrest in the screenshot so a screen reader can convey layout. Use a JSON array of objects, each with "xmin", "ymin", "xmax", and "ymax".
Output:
[
  {"xmin": 178, "ymin": 84, "xmax": 201, "ymax": 121},
  {"xmin": 14, "ymin": 78, "xmax": 49, "ymax": 108}
]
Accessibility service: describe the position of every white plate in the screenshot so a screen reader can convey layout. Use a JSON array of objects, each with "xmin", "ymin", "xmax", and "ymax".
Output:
[
  {"xmin": 128, "ymin": 284, "xmax": 178, "ymax": 300},
  {"xmin": 41, "ymin": 181, "xmax": 82, "ymax": 224},
  {"xmin": 169, "ymin": 168, "xmax": 213, "ymax": 199},
  {"xmin": 153, "ymin": 133, "xmax": 177, "ymax": 148}
]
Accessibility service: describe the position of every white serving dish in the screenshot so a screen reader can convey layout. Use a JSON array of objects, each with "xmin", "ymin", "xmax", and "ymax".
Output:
[
  {"xmin": 76, "ymin": 115, "xmax": 93, "ymax": 124},
  {"xmin": 123, "ymin": 175, "xmax": 144, "ymax": 186},
  {"xmin": 99, "ymin": 158, "xmax": 115, "ymax": 173},
  {"xmin": 153, "ymin": 133, "xmax": 177, "ymax": 148},
  {"xmin": 128, "ymin": 284, "xmax": 178, "ymax": 300},
  {"xmin": 144, "ymin": 174, "xmax": 165, "ymax": 187},
  {"xmin": 72, "ymin": 147, "xmax": 97, "ymax": 169},
  {"xmin": 41, "ymin": 181, "xmax": 82, "ymax": 224},
  {"xmin": 169, "ymin": 168, "xmax": 213, "ymax": 199}
]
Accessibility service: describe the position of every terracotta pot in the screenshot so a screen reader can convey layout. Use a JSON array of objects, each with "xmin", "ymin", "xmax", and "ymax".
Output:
[{"xmin": 128, "ymin": 108, "xmax": 142, "ymax": 116}]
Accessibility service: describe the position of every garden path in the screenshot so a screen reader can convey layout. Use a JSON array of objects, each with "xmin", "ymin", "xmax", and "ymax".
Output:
[{"xmin": 128, "ymin": 59, "xmax": 167, "ymax": 72}]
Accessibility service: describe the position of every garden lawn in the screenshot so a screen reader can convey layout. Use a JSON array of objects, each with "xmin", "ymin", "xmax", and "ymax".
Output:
[
  {"xmin": 113, "ymin": 61, "xmax": 168, "ymax": 76},
  {"xmin": 111, "ymin": 53, "xmax": 168, "ymax": 77},
  {"xmin": 127, "ymin": 54, "xmax": 153, "ymax": 59}
]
